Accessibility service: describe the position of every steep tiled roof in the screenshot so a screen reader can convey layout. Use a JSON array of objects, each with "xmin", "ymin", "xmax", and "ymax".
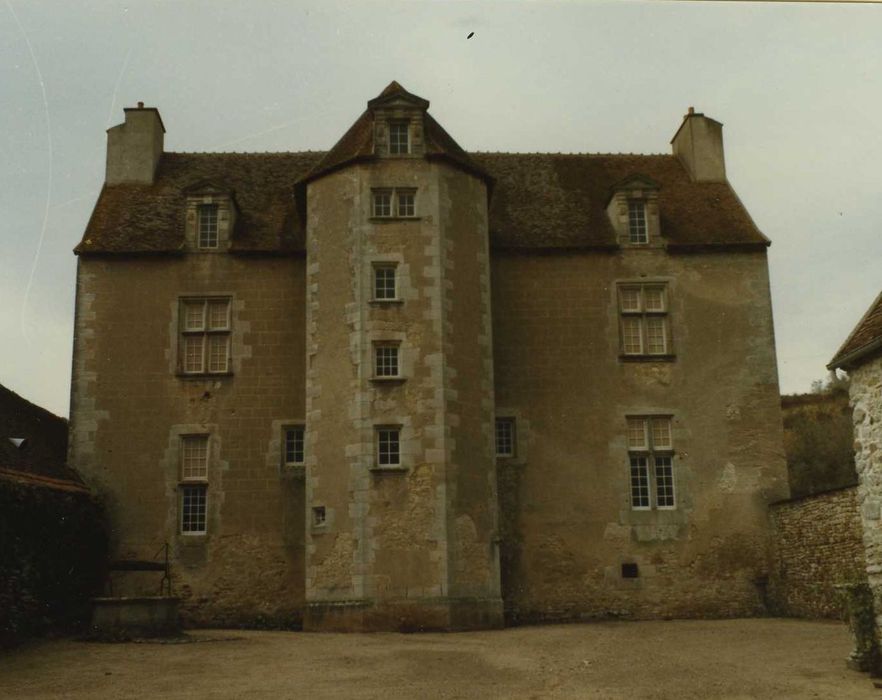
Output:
[
  {"xmin": 828, "ymin": 291, "xmax": 882, "ymax": 370},
  {"xmin": 75, "ymin": 152, "xmax": 323, "ymax": 255},
  {"xmin": 76, "ymin": 151, "xmax": 768, "ymax": 254},
  {"xmin": 474, "ymin": 153, "xmax": 768, "ymax": 250},
  {"xmin": 0, "ymin": 384, "xmax": 80, "ymax": 483}
]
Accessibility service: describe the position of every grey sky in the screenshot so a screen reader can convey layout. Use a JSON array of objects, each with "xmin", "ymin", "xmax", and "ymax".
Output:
[{"xmin": 1, "ymin": 0, "xmax": 880, "ymax": 417}]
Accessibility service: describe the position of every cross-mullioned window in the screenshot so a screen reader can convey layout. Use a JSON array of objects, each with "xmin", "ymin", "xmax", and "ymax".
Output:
[
  {"xmin": 619, "ymin": 284, "xmax": 670, "ymax": 357},
  {"xmin": 375, "ymin": 345, "xmax": 400, "ymax": 378},
  {"xmin": 374, "ymin": 265, "xmax": 397, "ymax": 300},
  {"xmin": 627, "ymin": 416, "xmax": 675, "ymax": 510},
  {"xmin": 180, "ymin": 298, "xmax": 231, "ymax": 374},
  {"xmin": 377, "ymin": 427, "xmax": 401, "ymax": 466},
  {"xmin": 180, "ymin": 434, "xmax": 209, "ymax": 534}
]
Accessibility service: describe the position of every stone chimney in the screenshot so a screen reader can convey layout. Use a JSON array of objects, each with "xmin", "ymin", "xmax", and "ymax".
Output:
[
  {"xmin": 105, "ymin": 102, "xmax": 165, "ymax": 185},
  {"xmin": 670, "ymin": 107, "xmax": 726, "ymax": 182}
]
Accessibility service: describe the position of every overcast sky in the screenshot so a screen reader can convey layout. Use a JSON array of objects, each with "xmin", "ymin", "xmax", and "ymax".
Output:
[{"xmin": 1, "ymin": 0, "xmax": 880, "ymax": 417}]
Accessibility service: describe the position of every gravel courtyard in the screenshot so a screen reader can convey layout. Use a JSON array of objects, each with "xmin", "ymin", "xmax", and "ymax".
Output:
[{"xmin": 0, "ymin": 618, "xmax": 876, "ymax": 699}]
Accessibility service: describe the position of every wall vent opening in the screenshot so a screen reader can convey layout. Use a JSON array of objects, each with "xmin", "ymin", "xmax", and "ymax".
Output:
[{"xmin": 621, "ymin": 563, "xmax": 639, "ymax": 579}]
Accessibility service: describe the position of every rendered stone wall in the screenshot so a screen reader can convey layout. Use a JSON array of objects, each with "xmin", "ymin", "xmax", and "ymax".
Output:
[
  {"xmin": 69, "ymin": 255, "xmax": 307, "ymax": 627},
  {"xmin": 849, "ymin": 357, "xmax": 882, "ymax": 643},
  {"xmin": 492, "ymin": 249, "xmax": 789, "ymax": 622},
  {"xmin": 768, "ymin": 486, "xmax": 865, "ymax": 618}
]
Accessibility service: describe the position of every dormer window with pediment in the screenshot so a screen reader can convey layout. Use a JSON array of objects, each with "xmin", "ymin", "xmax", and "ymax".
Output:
[
  {"xmin": 183, "ymin": 181, "xmax": 237, "ymax": 252},
  {"xmin": 607, "ymin": 175, "xmax": 661, "ymax": 248}
]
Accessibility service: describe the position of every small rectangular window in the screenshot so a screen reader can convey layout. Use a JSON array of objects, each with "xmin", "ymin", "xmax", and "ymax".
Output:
[
  {"xmin": 283, "ymin": 426, "xmax": 305, "ymax": 466},
  {"xmin": 397, "ymin": 190, "xmax": 415, "ymax": 217},
  {"xmin": 181, "ymin": 484, "xmax": 207, "ymax": 534},
  {"xmin": 374, "ymin": 345, "xmax": 400, "ymax": 378},
  {"xmin": 377, "ymin": 427, "xmax": 401, "ymax": 466},
  {"xmin": 621, "ymin": 563, "xmax": 640, "ymax": 579},
  {"xmin": 627, "ymin": 416, "xmax": 675, "ymax": 510},
  {"xmin": 198, "ymin": 204, "xmax": 219, "ymax": 249},
  {"xmin": 312, "ymin": 506, "xmax": 326, "ymax": 527},
  {"xmin": 389, "ymin": 122, "xmax": 410, "ymax": 155},
  {"xmin": 374, "ymin": 265, "xmax": 397, "ymax": 301},
  {"xmin": 495, "ymin": 418, "xmax": 516, "ymax": 458},
  {"xmin": 180, "ymin": 298, "xmax": 231, "ymax": 374},
  {"xmin": 628, "ymin": 200, "xmax": 647, "ymax": 244},
  {"xmin": 372, "ymin": 190, "xmax": 392, "ymax": 217}
]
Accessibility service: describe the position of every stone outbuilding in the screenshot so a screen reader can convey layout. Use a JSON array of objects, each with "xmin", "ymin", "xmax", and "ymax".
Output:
[
  {"xmin": 829, "ymin": 291, "xmax": 882, "ymax": 647},
  {"xmin": 68, "ymin": 82, "xmax": 788, "ymax": 631}
]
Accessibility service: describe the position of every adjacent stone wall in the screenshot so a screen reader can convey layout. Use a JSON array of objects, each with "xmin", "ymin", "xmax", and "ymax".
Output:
[
  {"xmin": 850, "ymin": 356, "xmax": 882, "ymax": 644},
  {"xmin": 768, "ymin": 486, "xmax": 866, "ymax": 618}
]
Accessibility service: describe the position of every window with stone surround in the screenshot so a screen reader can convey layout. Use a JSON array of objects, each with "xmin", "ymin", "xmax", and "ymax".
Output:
[
  {"xmin": 374, "ymin": 344, "xmax": 400, "ymax": 378},
  {"xmin": 373, "ymin": 264, "xmax": 398, "ymax": 301},
  {"xmin": 627, "ymin": 200, "xmax": 648, "ymax": 244},
  {"xmin": 179, "ymin": 297, "xmax": 231, "ymax": 375},
  {"xmin": 627, "ymin": 416, "xmax": 675, "ymax": 510},
  {"xmin": 197, "ymin": 204, "xmax": 219, "ymax": 249},
  {"xmin": 389, "ymin": 121, "xmax": 410, "ymax": 154},
  {"xmin": 372, "ymin": 188, "xmax": 417, "ymax": 219},
  {"xmin": 619, "ymin": 284, "xmax": 671, "ymax": 358},
  {"xmin": 377, "ymin": 427, "xmax": 401, "ymax": 467},
  {"xmin": 283, "ymin": 425, "xmax": 305, "ymax": 466},
  {"xmin": 495, "ymin": 418, "xmax": 516, "ymax": 458},
  {"xmin": 180, "ymin": 435, "xmax": 208, "ymax": 534}
]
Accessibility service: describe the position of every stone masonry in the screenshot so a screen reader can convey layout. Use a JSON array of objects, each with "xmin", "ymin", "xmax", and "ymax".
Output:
[{"xmin": 69, "ymin": 82, "xmax": 789, "ymax": 630}]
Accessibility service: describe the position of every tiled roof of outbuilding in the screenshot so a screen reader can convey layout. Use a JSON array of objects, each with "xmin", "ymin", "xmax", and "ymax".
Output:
[
  {"xmin": 828, "ymin": 291, "xmax": 882, "ymax": 370},
  {"xmin": 0, "ymin": 384, "xmax": 80, "ymax": 483},
  {"xmin": 75, "ymin": 150, "xmax": 769, "ymax": 254}
]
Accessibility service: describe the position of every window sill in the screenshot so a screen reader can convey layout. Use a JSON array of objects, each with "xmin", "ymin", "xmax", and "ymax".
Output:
[
  {"xmin": 369, "ymin": 465, "xmax": 408, "ymax": 473},
  {"xmin": 619, "ymin": 354, "xmax": 676, "ymax": 363},
  {"xmin": 368, "ymin": 299, "xmax": 404, "ymax": 306},
  {"xmin": 176, "ymin": 371, "xmax": 234, "ymax": 379},
  {"xmin": 369, "ymin": 216, "xmax": 421, "ymax": 223},
  {"xmin": 370, "ymin": 376, "xmax": 406, "ymax": 385}
]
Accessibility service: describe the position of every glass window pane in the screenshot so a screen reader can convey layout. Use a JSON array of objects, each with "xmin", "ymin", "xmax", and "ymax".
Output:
[
  {"xmin": 651, "ymin": 417, "xmax": 672, "ymax": 449},
  {"xmin": 378, "ymin": 428, "xmax": 400, "ymax": 465},
  {"xmin": 183, "ymin": 301, "xmax": 205, "ymax": 331},
  {"xmin": 622, "ymin": 317, "xmax": 643, "ymax": 355},
  {"xmin": 198, "ymin": 205, "xmax": 219, "ymax": 249},
  {"xmin": 284, "ymin": 426, "xmax": 304, "ymax": 464},
  {"xmin": 397, "ymin": 191, "xmax": 415, "ymax": 217},
  {"xmin": 655, "ymin": 456, "xmax": 675, "ymax": 508},
  {"xmin": 644, "ymin": 286, "xmax": 665, "ymax": 312},
  {"xmin": 208, "ymin": 300, "xmax": 229, "ymax": 330},
  {"xmin": 181, "ymin": 435, "xmax": 208, "ymax": 480},
  {"xmin": 375, "ymin": 346, "xmax": 399, "ymax": 377},
  {"xmin": 183, "ymin": 335, "xmax": 204, "ymax": 373},
  {"xmin": 628, "ymin": 200, "xmax": 647, "ymax": 244},
  {"xmin": 181, "ymin": 485, "xmax": 207, "ymax": 533},
  {"xmin": 645, "ymin": 317, "xmax": 667, "ymax": 354},
  {"xmin": 627, "ymin": 418, "xmax": 647, "ymax": 450},
  {"xmin": 374, "ymin": 266, "xmax": 396, "ymax": 300},
  {"xmin": 630, "ymin": 456, "xmax": 650, "ymax": 508},
  {"xmin": 495, "ymin": 418, "xmax": 515, "ymax": 457},
  {"xmin": 207, "ymin": 335, "xmax": 229, "ymax": 373},
  {"xmin": 620, "ymin": 288, "xmax": 642, "ymax": 312}
]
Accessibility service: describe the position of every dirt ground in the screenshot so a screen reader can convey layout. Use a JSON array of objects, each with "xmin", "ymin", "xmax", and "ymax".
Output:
[{"xmin": 0, "ymin": 618, "xmax": 876, "ymax": 699}]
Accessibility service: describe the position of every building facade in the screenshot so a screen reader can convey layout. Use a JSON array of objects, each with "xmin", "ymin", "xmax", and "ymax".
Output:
[{"xmin": 69, "ymin": 82, "xmax": 788, "ymax": 631}]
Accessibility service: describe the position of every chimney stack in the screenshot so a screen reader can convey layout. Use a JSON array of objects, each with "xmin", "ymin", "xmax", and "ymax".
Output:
[
  {"xmin": 670, "ymin": 108, "xmax": 726, "ymax": 182},
  {"xmin": 105, "ymin": 103, "xmax": 165, "ymax": 185}
]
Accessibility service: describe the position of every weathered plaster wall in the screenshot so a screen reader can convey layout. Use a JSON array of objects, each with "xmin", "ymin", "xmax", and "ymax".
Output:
[
  {"xmin": 491, "ymin": 249, "xmax": 788, "ymax": 621},
  {"xmin": 768, "ymin": 486, "xmax": 865, "ymax": 618},
  {"xmin": 849, "ymin": 357, "xmax": 882, "ymax": 640},
  {"xmin": 68, "ymin": 255, "xmax": 307, "ymax": 626}
]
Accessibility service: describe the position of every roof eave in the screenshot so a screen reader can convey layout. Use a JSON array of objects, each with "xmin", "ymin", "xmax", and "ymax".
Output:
[{"xmin": 828, "ymin": 337, "xmax": 882, "ymax": 371}]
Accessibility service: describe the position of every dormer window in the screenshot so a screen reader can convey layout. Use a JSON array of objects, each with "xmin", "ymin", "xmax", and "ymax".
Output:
[
  {"xmin": 198, "ymin": 204, "xmax": 219, "ymax": 249},
  {"xmin": 389, "ymin": 121, "xmax": 410, "ymax": 154},
  {"xmin": 628, "ymin": 200, "xmax": 648, "ymax": 244}
]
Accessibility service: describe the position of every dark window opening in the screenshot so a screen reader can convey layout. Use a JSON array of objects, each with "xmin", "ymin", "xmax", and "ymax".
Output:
[{"xmin": 621, "ymin": 562, "xmax": 639, "ymax": 579}]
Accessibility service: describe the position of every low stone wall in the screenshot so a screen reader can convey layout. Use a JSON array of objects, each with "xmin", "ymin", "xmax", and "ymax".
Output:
[{"xmin": 769, "ymin": 485, "xmax": 866, "ymax": 618}]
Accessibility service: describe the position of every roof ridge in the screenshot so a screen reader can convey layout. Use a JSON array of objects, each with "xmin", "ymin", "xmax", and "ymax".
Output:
[
  {"xmin": 167, "ymin": 150, "xmax": 326, "ymax": 156},
  {"xmin": 470, "ymin": 151, "xmax": 671, "ymax": 157}
]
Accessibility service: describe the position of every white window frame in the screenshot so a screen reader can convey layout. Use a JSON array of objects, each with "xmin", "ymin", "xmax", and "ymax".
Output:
[
  {"xmin": 283, "ymin": 425, "xmax": 305, "ymax": 467},
  {"xmin": 627, "ymin": 416, "xmax": 676, "ymax": 510},
  {"xmin": 376, "ymin": 426, "xmax": 401, "ymax": 467},
  {"xmin": 197, "ymin": 203, "xmax": 219, "ymax": 249},
  {"xmin": 619, "ymin": 284, "xmax": 670, "ymax": 357},
  {"xmin": 388, "ymin": 121, "xmax": 410, "ymax": 155},
  {"xmin": 372, "ymin": 188, "xmax": 417, "ymax": 219},
  {"xmin": 495, "ymin": 417, "xmax": 516, "ymax": 458},
  {"xmin": 627, "ymin": 199, "xmax": 648, "ymax": 245},
  {"xmin": 180, "ymin": 434, "xmax": 209, "ymax": 535},
  {"xmin": 180, "ymin": 297, "xmax": 232, "ymax": 375},
  {"xmin": 373, "ymin": 264, "xmax": 398, "ymax": 301},
  {"xmin": 374, "ymin": 344, "xmax": 400, "ymax": 379},
  {"xmin": 396, "ymin": 189, "xmax": 416, "ymax": 217}
]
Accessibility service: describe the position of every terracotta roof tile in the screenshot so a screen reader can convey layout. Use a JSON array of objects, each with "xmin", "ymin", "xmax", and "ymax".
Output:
[{"xmin": 828, "ymin": 291, "xmax": 882, "ymax": 369}]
